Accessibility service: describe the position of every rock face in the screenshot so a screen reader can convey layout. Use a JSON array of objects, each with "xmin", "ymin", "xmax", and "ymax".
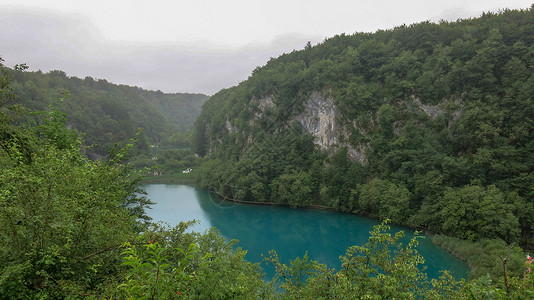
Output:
[
  {"xmin": 411, "ymin": 97, "xmax": 443, "ymax": 119},
  {"xmin": 296, "ymin": 92, "xmax": 366, "ymax": 162},
  {"xmin": 296, "ymin": 92, "xmax": 339, "ymax": 150},
  {"xmin": 241, "ymin": 92, "xmax": 367, "ymax": 162}
]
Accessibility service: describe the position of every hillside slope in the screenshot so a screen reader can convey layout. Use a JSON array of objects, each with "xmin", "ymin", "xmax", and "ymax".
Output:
[
  {"xmin": 194, "ymin": 7, "xmax": 534, "ymax": 245},
  {"xmin": 8, "ymin": 69, "xmax": 208, "ymax": 158}
]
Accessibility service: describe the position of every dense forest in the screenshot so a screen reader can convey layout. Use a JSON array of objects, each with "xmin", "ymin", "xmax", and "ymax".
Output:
[
  {"xmin": 194, "ymin": 7, "xmax": 534, "ymax": 252},
  {"xmin": 5, "ymin": 5, "xmax": 534, "ymax": 299},
  {"xmin": 2, "ymin": 68, "xmax": 534, "ymax": 297},
  {"xmin": 7, "ymin": 68, "xmax": 207, "ymax": 159}
]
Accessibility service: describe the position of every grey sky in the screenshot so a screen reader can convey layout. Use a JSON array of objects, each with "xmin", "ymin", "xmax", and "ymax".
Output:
[{"xmin": 0, "ymin": 0, "xmax": 532, "ymax": 95}]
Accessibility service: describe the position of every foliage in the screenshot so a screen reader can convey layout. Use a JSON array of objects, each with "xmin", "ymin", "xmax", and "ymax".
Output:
[
  {"xmin": 0, "ymin": 79, "xmax": 266, "ymax": 297},
  {"xmin": 0, "ymin": 95, "xmax": 531, "ymax": 300},
  {"xmin": 355, "ymin": 178, "xmax": 412, "ymax": 223},
  {"xmin": 118, "ymin": 241, "xmax": 207, "ymax": 299},
  {"xmin": 193, "ymin": 6, "xmax": 534, "ymax": 249},
  {"xmin": 266, "ymin": 220, "xmax": 464, "ymax": 299},
  {"xmin": 108, "ymin": 224, "xmax": 269, "ymax": 300},
  {"xmin": 0, "ymin": 84, "xmax": 141, "ymax": 298},
  {"xmin": 153, "ymin": 148, "xmax": 202, "ymax": 174},
  {"xmin": 432, "ymin": 235, "xmax": 526, "ymax": 280},
  {"xmin": 438, "ymin": 185, "xmax": 520, "ymax": 242},
  {"xmin": 5, "ymin": 5, "xmax": 534, "ymax": 298},
  {"xmin": 271, "ymin": 170, "xmax": 314, "ymax": 207},
  {"xmin": 8, "ymin": 68, "xmax": 208, "ymax": 159},
  {"xmin": 264, "ymin": 221, "xmax": 534, "ymax": 298}
]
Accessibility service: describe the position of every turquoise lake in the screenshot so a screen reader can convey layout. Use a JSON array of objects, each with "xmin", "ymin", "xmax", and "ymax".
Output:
[{"xmin": 144, "ymin": 184, "xmax": 469, "ymax": 280}]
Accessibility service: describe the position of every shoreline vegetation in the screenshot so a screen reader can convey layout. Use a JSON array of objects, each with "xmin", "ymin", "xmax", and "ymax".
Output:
[
  {"xmin": 187, "ymin": 7, "xmax": 534, "ymax": 289},
  {"xmin": 143, "ymin": 177, "xmax": 526, "ymax": 280},
  {"xmin": 191, "ymin": 9, "xmax": 534, "ymax": 286}
]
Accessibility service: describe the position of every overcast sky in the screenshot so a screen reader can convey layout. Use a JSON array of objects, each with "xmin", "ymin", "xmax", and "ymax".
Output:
[{"xmin": 0, "ymin": 0, "xmax": 532, "ymax": 95}]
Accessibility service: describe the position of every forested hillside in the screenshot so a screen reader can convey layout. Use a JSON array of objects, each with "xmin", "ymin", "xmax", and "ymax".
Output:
[
  {"xmin": 7, "ymin": 69, "xmax": 207, "ymax": 158},
  {"xmin": 0, "ymin": 59, "xmax": 266, "ymax": 298},
  {"xmin": 194, "ymin": 7, "xmax": 534, "ymax": 247},
  {"xmin": 6, "ymin": 6, "xmax": 534, "ymax": 297}
]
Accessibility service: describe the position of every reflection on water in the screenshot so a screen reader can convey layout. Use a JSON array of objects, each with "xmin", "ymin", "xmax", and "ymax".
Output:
[
  {"xmin": 145, "ymin": 184, "xmax": 213, "ymax": 232},
  {"xmin": 145, "ymin": 184, "xmax": 468, "ymax": 280}
]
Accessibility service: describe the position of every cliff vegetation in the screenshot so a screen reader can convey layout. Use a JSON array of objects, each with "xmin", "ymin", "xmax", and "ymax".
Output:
[{"xmin": 194, "ymin": 7, "xmax": 534, "ymax": 250}]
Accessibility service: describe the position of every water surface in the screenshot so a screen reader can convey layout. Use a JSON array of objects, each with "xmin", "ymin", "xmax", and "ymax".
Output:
[{"xmin": 145, "ymin": 184, "xmax": 468, "ymax": 280}]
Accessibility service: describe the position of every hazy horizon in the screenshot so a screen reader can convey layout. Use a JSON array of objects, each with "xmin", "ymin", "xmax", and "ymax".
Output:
[{"xmin": 1, "ymin": 0, "xmax": 532, "ymax": 95}]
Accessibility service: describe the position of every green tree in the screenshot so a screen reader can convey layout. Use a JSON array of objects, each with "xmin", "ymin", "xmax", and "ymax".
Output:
[
  {"xmin": 271, "ymin": 170, "xmax": 313, "ymax": 208},
  {"xmin": 356, "ymin": 179, "xmax": 411, "ymax": 223},
  {"xmin": 118, "ymin": 241, "xmax": 208, "ymax": 299},
  {"xmin": 439, "ymin": 185, "xmax": 520, "ymax": 242},
  {"xmin": 110, "ymin": 224, "xmax": 269, "ymax": 299},
  {"xmin": 0, "ymin": 70, "xmax": 146, "ymax": 296}
]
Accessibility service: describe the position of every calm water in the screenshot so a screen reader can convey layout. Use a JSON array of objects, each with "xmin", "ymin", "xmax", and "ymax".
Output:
[{"xmin": 144, "ymin": 184, "xmax": 468, "ymax": 280}]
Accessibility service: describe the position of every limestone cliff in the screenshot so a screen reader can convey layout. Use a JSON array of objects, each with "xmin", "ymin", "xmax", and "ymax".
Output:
[{"xmin": 295, "ymin": 92, "xmax": 366, "ymax": 163}]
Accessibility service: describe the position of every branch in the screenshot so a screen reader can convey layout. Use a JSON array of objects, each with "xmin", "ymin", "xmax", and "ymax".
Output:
[{"xmin": 498, "ymin": 242, "xmax": 515, "ymax": 297}]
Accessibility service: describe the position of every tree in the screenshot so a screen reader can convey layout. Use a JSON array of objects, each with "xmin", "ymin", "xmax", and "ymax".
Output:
[
  {"xmin": 271, "ymin": 170, "xmax": 314, "ymax": 208},
  {"xmin": 356, "ymin": 179, "xmax": 411, "ymax": 223},
  {"xmin": 439, "ymin": 185, "xmax": 520, "ymax": 242},
  {"xmin": 0, "ymin": 76, "xmax": 145, "ymax": 296},
  {"xmin": 110, "ymin": 224, "xmax": 268, "ymax": 299}
]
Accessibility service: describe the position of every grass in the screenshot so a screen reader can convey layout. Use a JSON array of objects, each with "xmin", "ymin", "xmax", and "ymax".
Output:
[{"xmin": 432, "ymin": 235, "xmax": 526, "ymax": 280}]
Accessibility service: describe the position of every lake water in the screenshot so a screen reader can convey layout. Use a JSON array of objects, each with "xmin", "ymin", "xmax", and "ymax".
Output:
[{"xmin": 144, "ymin": 184, "xmax": 469, "ymax": 280}]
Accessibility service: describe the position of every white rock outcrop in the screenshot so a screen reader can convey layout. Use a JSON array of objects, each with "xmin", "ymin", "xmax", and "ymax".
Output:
[
  {"xmin": 296, "ymin": 92, "xmax": 366, "ymax": 163},
  {"xmin": 297, "ymin": 92, "xmax": 339, "ymax": 150}
]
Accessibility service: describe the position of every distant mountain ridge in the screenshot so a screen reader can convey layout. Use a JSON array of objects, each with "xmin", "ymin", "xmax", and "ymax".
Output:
[{"xmin": 8, "ymin": 69, "xmax": 208, "ymax": 158}]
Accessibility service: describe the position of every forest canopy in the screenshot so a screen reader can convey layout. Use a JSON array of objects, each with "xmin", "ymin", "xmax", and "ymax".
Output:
[
  {"xmin": 4, "ymin": 5, "xmax": 534, "ymax": 298},
  {"xmin": 193, "ymin": 7, "xmax": 534, "ymax": 248},
  {"xmin": 7, "ymin": 69, "xmax": 207, "ymax": 159}
]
